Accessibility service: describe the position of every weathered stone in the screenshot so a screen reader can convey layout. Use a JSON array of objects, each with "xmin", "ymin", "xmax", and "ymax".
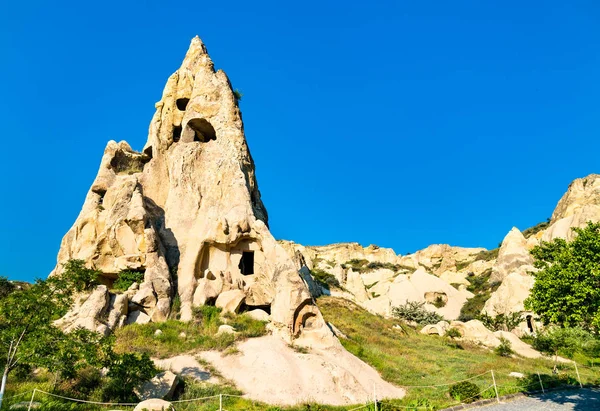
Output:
[
  {"xmin": 49, "ymin": 36, "xmax": 334, "ymax": 344},
  {"xmin": 133, "ymin": 398, "xmax": 174, "ymax": 411},
  {"xmin": 126, "ymin": 310, "xmax": 151, "ymax": 325},
  {"xmin": 134, "ymin": 371, "xmax": 179, "ymax": 400},
  {"xmin": 55, "ymin": 285, "xmax": 110, "ymax": 336},
  {"xmin": 420, "ymin": 321, "xmax": 450, "ymax": 336},
  {"xmin": 215, "ymin": 289, "xmax": 246, "ymax": 314},
  {"xmin": 217, "ymin": 324, "xmax": 237, "ymax": 335},
  {"xmin": 490, "ymin": 228, "xmax": 534, "ymax": 284},
  {"xmin": 483, "ymin": 273, "xmax": 535, "ymax": 316},
  {"xmin": 245, "ymin": 309, "xmax": 270, "ymax": 322},
  {"xmin": 509, "ymin": 372, "xmax": 525, "ymax": 378}
]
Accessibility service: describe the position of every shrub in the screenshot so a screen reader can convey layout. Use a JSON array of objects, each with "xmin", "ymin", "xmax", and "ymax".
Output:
[
  {"xmin": 522, "ymin": 220, "xmax": 550, "ymax": 238},
  {"xmin": 392, "ymin": 301, "xmax": 444, "ymax": 326},
  {"xmin": 474, "ymin": 248, "xmax": 499, "ymax": 262},
  {"xmin": 532, "ymin": 326, "xmax": 600, "ymax": 359},
  {"xmin": 0, "ymin": 276, "xmax": 15, "ymax": 300},
  {"xmin": 495, "ymin": 337, "xmax": 514, "ymax": 357},
  {"xmin": 448, "ymin": 381, "xmax": 480, "ymax": 403},
  {"xmin": 445, "ymin": 327, "xmax": 461, "ymax": 339},
  {"xmin": 311, "ymin": 268, "xmax": 341, "ymax": 289},
  {"xmin": 102, "ymin": 352, "xmax": 157, "ymax": 402},
  {"xmin": 233, "ymin": 89, "xmax": 243, "ymax": 100},
  {"xmin": 192, "ymin": 305, "xmax": 222, "ymax": 328},
  {"xmin": 458, "ymin": 293, "xmax": 492, "ymax": 322},
  {"xmin": 61, "ymin": 259, "xmax": 101, "ymax": 291},
  {"xmin": 433, "ymin": 296, "xmax": 446, "ymax": 308},
  {"xmin": 113, "ymin": 270, "xmax": 145, "ymax": 291},
  {"xmin": 479, "ymin": 311, "xmax": 523, "ymax": 332}
]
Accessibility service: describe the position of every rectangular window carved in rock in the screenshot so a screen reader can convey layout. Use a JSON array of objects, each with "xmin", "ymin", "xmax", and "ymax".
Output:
[{"xmin": 239, "ymin": 251, "xmax": 254, "ymax": 275}]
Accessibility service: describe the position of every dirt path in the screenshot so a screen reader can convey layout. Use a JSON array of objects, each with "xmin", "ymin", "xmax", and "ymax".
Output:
[{"xmin": 476, "ymin": 388, "xmax": 600, "ymax": 410}]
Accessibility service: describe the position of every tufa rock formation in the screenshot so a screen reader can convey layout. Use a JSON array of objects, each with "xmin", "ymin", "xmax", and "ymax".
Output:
[{"xmin": 52, "ymin": 36, "xmax": 333, "ymax": 345}]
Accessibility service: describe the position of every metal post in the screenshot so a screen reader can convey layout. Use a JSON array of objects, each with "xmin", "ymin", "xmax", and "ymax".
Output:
[
  {"xmin": 491, "ymin": 370, "xmax": 500, "ymax": 403},
  {"xmin": 537, "ymin": 372, "xmax": 544, "ymax": 393},
  {"xmin": 219, "ymin": 393, "xmax": 222, "ymax": 411},
  {"xmin": 27, "ymin": 389, "xmax": 36, "ymax": 411},
  {"xmin": 574, "ymin": 363, "xmax": 583, "ymax": 388}
]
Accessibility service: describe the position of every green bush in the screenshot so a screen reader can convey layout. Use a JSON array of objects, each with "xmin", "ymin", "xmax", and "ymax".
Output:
[
  {"xmin": 445, "ymin": 327, "xmax": 461, "ymax": 339},
  {"xmin": 0, "ymin": 276, "xmax": 15, "ymax": 300},
  {"xmin": 311, "ymin": 268, "xmax": 341, "ymax": 289},
  {"xmin": 433, "ymin": 296, "xmax": 446, "ymax": 308},
  {"xmin": 392, "ymin": 301, "xmax": 444, "ymax": 326},
  {"xmin": 102, "ymin": 352, "xmax": 157, "ymax": 402},
  {"xmin": 458, "ymin": 293, "xmax": 492, "ymax": 322},
  {"xmin": 225, "ymin": 313, "xmax": 268, "ymax": 338},
  {"xmin": 474, "ymin": 249, "xmax": 499, "ymax": 262},
  {"xmin": 448, "ymin": 381, "xmax": 480, "ymax": 403},
  {"xmin": 532, "ymin": 326, "xmax": 600, "ymax": 359},
  {"xmin": 113, "ymin": 270, "xmax": 145, "ymax": 291},
  {"xmin": 495, "ymin": 337, "xmax": 514, "ymax": 357},
  {"xmin": 479, "ymin": 311, "xmax": 523, "ymax": 332},
  {"xmin": 61, "ymin": 259, "xmax": 101, "ymax": 291}
]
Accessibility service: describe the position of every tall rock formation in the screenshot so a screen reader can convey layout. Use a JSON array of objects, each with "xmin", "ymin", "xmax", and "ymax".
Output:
[{"xmin": 52, "ymin": 37, "xmax": 332, "ymax": 344}]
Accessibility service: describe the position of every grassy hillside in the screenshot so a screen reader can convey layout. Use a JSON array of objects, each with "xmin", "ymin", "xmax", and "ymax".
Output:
[
  {"xmin": 4, "ymin": 298, "xmax": 600, "ymax": 411},
  {"xmin": 318, "ymin": 296, "xmax": 600, "ymax": 409}
]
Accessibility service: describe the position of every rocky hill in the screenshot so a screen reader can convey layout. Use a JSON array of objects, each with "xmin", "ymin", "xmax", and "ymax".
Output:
[
  {"xmin": 281, "ymin": 173, "xmax": 600, "ymax": 334},
  {"xmin": 40, "ymin": 35, "xmax": 600, "ymax": 408}
]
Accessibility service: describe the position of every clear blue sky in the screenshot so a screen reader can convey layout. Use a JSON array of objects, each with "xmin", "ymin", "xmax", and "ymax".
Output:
[{"xmin": 1, "ymin": 1, "xmax": 599, "ymax": 282}]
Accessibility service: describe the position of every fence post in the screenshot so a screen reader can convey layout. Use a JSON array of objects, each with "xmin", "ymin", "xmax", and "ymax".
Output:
[
  {"xmin": 373, "ymin": 382, "xmax": 378, "ymax": 411},
  {"xmin": 219, "ymin": 393, "xmax": 223, "ymax": 411},
  {"xmin": 27, "ymin": 389, "xmax": 36, "ymax": 411},
  {"xmin": 537, "ymin": 372, "xmax": 544, "ymax": 393},
  {"xmin": 574, "ymin": 363, "xmax": 583, "ymax": 388},
  {"xmin": 491, "ymin": 370, "xmax": 500, "ymax": 403}
]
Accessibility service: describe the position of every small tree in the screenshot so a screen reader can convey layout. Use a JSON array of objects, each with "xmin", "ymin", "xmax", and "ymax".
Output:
[
  {"xmin": 392, "ymin": 301, "xmax": 444, "ymax": 326},
  {"xmin": 494, "ymin": 337, "xmax": 514, "ymax": 357}
]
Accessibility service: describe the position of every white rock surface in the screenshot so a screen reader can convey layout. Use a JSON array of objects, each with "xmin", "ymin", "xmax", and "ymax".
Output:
[
  {"xmin": 49, "ymin": 36, "xmax": 335, "ymax": 344},
  {"xmin": 154, "ymin": 355, "xmax": 218, "ymax": 383},
  {"xmin": 133, "ymin": 399, "xmax": 173, "ymax": 411},
  {"xmin": 490, "ymin": 228, "xmax": 534, "ymax": 284},
  {"xmin": 134, "ymin": 371, "xmax": 179, "ymax": 400},
  {"xmin": 199, "ymin": 336, "xmax": 404, "ymax": 405}
]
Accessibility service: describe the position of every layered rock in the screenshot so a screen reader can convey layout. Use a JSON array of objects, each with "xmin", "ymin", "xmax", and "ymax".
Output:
[{"xmin": 52, "ymin": 37, "xmax": 333, "ymax": 345}]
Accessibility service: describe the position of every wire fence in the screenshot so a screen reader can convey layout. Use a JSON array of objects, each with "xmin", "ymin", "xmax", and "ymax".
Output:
[{"xmin": 3, "ymin": 362, "xmax": 600, "ymax": 411}]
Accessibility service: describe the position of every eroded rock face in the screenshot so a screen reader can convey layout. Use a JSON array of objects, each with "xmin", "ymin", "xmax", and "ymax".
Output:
[
  {"xmin": 52, "ymin": 37, "xmax": 333, "ymax": 345},
  {"xmin": 543, "ymin": 174, "xmax": 600, "ymax": 241},
  {"xmin": 489, "ymin": 228, "xmax": 534, "ymax": 284}
]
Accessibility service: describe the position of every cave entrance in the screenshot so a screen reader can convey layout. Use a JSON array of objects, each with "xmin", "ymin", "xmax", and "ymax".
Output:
[
  {"xmin": 173, "ymin": 125, "xmax": 182, "ymax": 142},
  {"xmin": 188, "ymin": 118, "xmax": 216, "ymax": 142},
  {"xmin": 239, "ymin": 251, "xmax": 254, "ymax": 275},
  {"xmin": 176, "ymin": 98, "xmax": 190, "ymax": 111},
  {"xmin": 526, "ymin": 315, "xmax": 534, "ymax": 333}
]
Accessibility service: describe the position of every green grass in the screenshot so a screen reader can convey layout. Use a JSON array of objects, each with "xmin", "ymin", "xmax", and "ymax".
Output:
[
  {"xmin": 317, "ymin": 296, "xmax": 600, "ymax": 410},
  {"xmin": 522, "ymin": 220, "xmax": 550, "ymax": 239},
  {"xmin": 341, "ymin": 259, "xmax": 414, "ymax": 274},
  {"xmin": 113, "ymin": 307, "xmax": 266, "ymax": 358}
]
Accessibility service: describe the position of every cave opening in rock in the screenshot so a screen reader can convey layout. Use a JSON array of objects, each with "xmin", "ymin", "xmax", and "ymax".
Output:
[
  {"xmin": 176, "ymin": 98, "xmax": 190, "ymax": 111},
  {"xmin": 526, "ymin": 315, "xmax": 534, "ymax": 333},
  {"xmin": 173, "ymin": 125, "xmax": 182, "ymax": 142},
  {"xmin": 188, "ymin": 118, "xmax": 216, "ymax": 142},
  {"xmin": 239, "ymin": 251, "xmax": 254, "ymax": 275}
]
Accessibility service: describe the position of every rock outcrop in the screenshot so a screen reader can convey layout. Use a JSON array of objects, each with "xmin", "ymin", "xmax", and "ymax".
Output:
[
  {"xmin": 489, "ymin": 228, "xmax": 534, "ymax": 284},
  {"xmin": 543, "ymin": 174, "xmax": 600, "ymax": 241},
  {"xmin": 52, "ymin": 37, "xmax": 334, "ymax": 345}
]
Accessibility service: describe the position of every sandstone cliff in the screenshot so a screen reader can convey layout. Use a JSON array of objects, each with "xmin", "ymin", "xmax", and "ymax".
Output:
[{"xmin": 53, "ymin": 37, "xmax": 333, "ymax": 345}]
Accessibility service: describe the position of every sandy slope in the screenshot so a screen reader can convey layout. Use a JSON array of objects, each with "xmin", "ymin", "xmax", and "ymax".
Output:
[{"xmin": 199, "ymin": 336, "xmax": 404, "ymax": 406}]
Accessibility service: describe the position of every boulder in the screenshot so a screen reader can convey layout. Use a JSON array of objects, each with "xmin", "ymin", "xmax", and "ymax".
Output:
[
  {"xmin": 451, "ymin": 320, "xmax": 501, "ymax": 348},
  {"xmin": 54, "ymin": 285, "xmax": 111, "ymax": 336},
  {"xmin": 420, "ymin": 321, "xmax": 450, "ymax": 336},
  {"xmin": 245, "ymin": 309, "xmax": 270, "ymax": 322},
  {"xmin": 215, "ymin": 289, "xmax": 246, "ymax": 314},
  {"xmin": 134, "ymin": 371, "xmax": 179, "ymax": 400},
  {"xmin": 217, "ymin": 325, "xmax": 237, "ymax": 335},
  {"xmin": 509, "ymin": 372, "xmax": 525, "ymax": 378},
  {"xmin": 126, "ymin": 310, "xmax": 151, "ymax": 325},
  {"xmin": 133, "ymin": 399, "xmax": 174, "ymax": 411}
]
